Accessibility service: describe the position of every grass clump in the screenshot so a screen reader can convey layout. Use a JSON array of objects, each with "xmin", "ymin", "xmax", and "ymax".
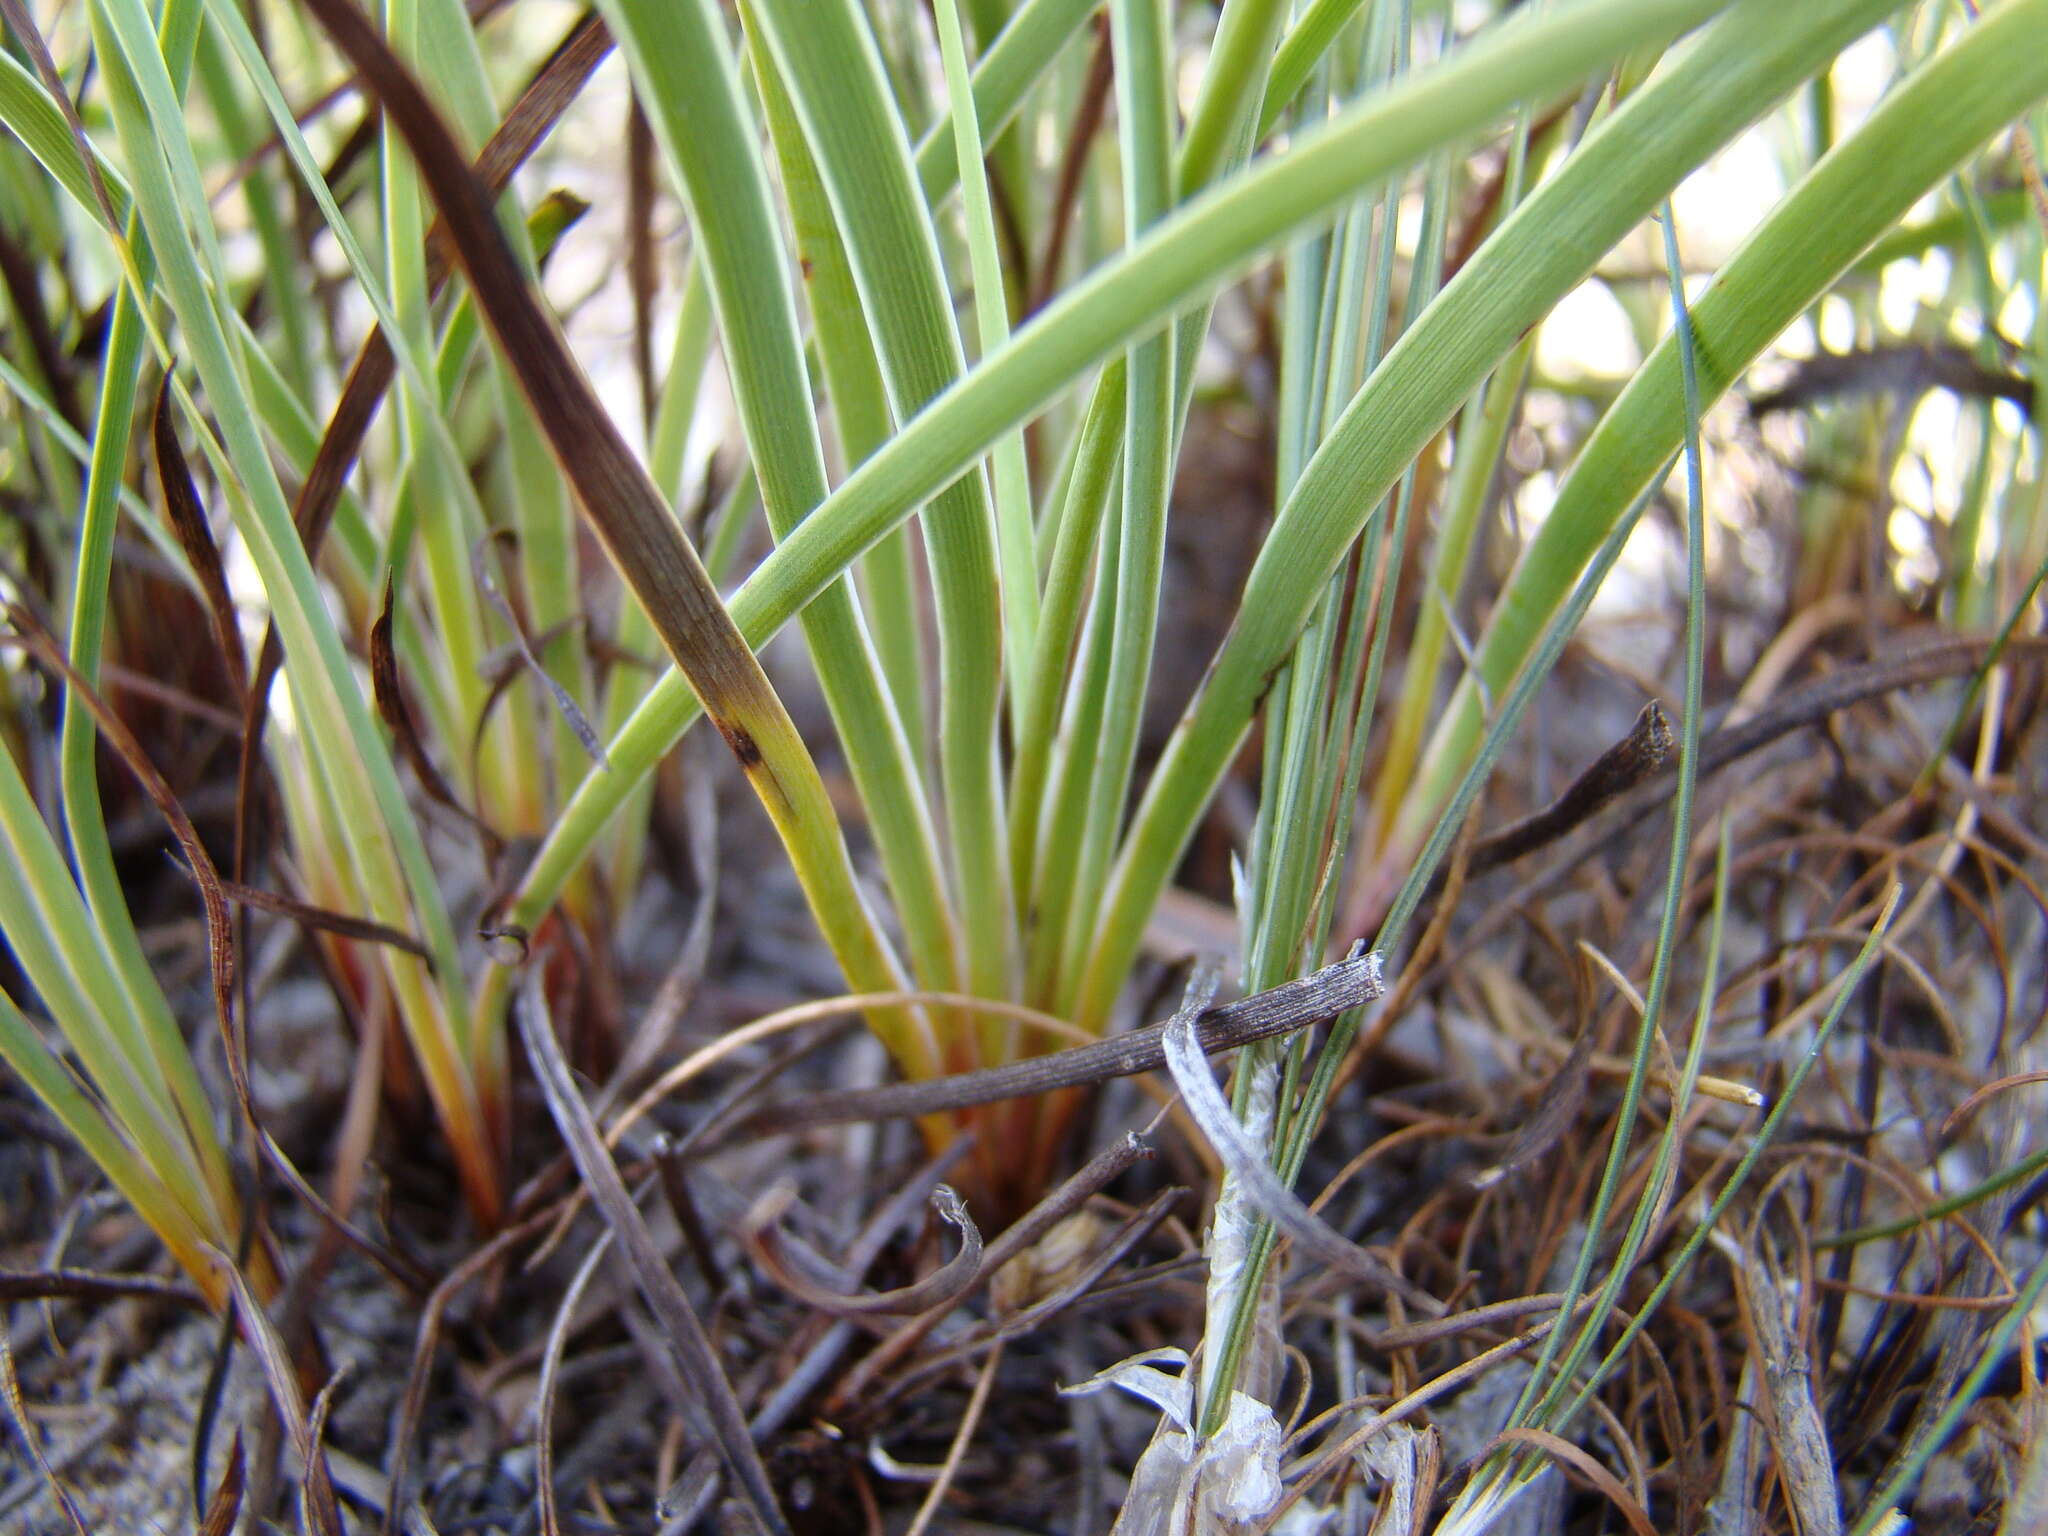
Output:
[{"xmin": 0, "ymin": 0, "xmax": 2046, "ymax": 1529}]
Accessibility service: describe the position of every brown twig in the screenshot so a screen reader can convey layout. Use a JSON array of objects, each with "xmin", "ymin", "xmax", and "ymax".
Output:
[
  {"xmin": 1747, "ymin": 343, "xmax": 2034, "ymax": 418},
  {"xmin": 1461, "ymin": 700, "xmax": 1674, "ymax": 882},
  {"xmin": 725, "ymin": 949, "xmax": 1388, "ymax": 1140},
  {"xmin": 1028, "ymin": 15, "xmax": 1114, "ymax": 315},
  {"xmin": 0, "ymin": 1268, "xmax": 209, "ymax": 1309}
]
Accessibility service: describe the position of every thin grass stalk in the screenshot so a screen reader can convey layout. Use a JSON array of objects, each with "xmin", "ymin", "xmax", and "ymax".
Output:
[
  {"xmin": 491, "ymin": 322, "xmax": 590, "ymax": 836},
  {"xmin": 0, "ymin": 352, "xmax": 149, "ymax": 529},
  {"xmin": 1160, "ymin": 0, "xmax": 1293, "ymax": 456},
  {"xmin": 1008, "ymin": 362, "xmax": 1122, "ymax": 918},
  {"xmin": 1944, "ymin": 175, "xmax": 2014, "ymax": 632},
  {"xmin": 1026, "ymin": 519, "xmax": 1122, "ymax": 1009},
  {"xmin": 1241, "ymin": 127, "xmax": 1374, "ymax": 989},
  {"xmin": 1307, "ymin": 28, "xmax": 1444, "ymax": 950},
  {"xmin": 956, "ymin": 0, "xmax": 1031, "ymax": 297},
  {"xmin": 1521, "ymin": 818, "xmax": 1732, "ymax": 1444},
  {"xmin": 1248, "ymin": 480, "xmax": 1667, "ymax": 1403},
  {"xmin": 200, "ymin": 0, "xmax": 543, "ymax": 743},
  {"xmin": 225, "ymin": 306, "xmax": 416, "ymax": 666},
  {"xmin": 1260, "ymin": 0, "xmax": 1387, "ymax": 140},
  {"xmin": 190, "ymin": 22, "xmax": 316, "ymax": 400},
  {"xmin": 931, "ymin": 0, "xmax": 1036, "ymax": 1072},
  {"xmin": 910, "ymin": 0, "xmax": 1096, "ymax": 213},
  {"xmin": 486, "ymin": 0, "xmax": 1739, "ymax": 993},
  {"xmin": 1501, "ymin": 202, "xmax": 1712, "ymax": 1435},
  {"xmin": 0, "ymin": 301, "xmax": 82, "ymax": 523}
]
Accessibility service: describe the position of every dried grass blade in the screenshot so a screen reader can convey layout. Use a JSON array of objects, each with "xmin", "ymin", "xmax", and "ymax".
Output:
[
  {"xmin": 826, "ymin": 1132, "xmax": 1154, "ymax": 1410},
  {"xmin": 0, "ymin": 1268, "xmax": 208, "ymax": 1307},
  {"xmin": 380, "ymin": 1218, "xmax": 545, "ymax": 1536},
  {"xmin": 1483, "ymin": 1427, "xmax": 1657, "ymax": 1536},
  {"xmin": 197, "ymin": 1432, "xmax": 244, "ymax": 1536},
  {"xmin": 150, "ymin": 374, "xmax": 247, "ymax": 694},
  {"xmin": 751, "ymin": 1186, "xmax": 984, "ymax": 1318},
  {"xmin": 537, "ymin": 1230, "xmax": 613, "ymax": 1536},
  {"xmin": 213, "ymin": 1252, "xmax": 343, "ymax": 1536},
  {"xmin": 369, "ymin": 575, "xmax": 496, "ymax": 848},
  {"xmin": 904, "ymin": 1339, "xmax": 1002, "ymax": 1536},
  {"xmin": 0, "ymin": 1330, "xmax": 90, "ymax": 1536},
  {"xmin": 515, "ymin": 974, "xmax": 790, "ymax": 1536},
  {"xmin": 181, "ymin": 866, "xmax": 433, "ymax": 963}
]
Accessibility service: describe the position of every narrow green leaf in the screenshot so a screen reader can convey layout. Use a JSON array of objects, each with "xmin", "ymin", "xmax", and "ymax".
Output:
[
  {"xmin": 751, "ymin": 0, "xmax": 1019, "ymax": 1000},
  {"xmin": 1396, "ymin": 0, "xmax": 2048, "ymax": 870},
  {"xmin": 606, "ymin": 0, "xmax": 960, "ymax": 1001},
  {"xmin": 1077, "ymin": 0, "xmax": 1900, "ymax": 1030},
  {"xmin": 496, "ymin": 0, "xmax": 1734, "ymax": 972},
  {"xmin": 302, "ymin": 0, "xmax": 944, "ymax": 1084}
]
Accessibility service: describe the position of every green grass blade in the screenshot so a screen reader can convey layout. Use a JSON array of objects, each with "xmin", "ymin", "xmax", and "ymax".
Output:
[
  {"xmin": 935, "ymin": 0, "xmax": 1040, "ymax": 739},
  {"xmin": 1048, "ymin": 0, "xmax": 1175, "ymax": 1014},
  {"xmin": 1076, "ymin": 0, "xmax": 1900, "ymax": 1030},
  {"xmin": 1395, "ymin": 0, "xmax": 2048, "ymax": 869},
  {"xmin": 492, "ymin": 0, "xmax": 1735, "ymax": 971},
  {"xmin": 87, "ymin": 0, "xmax": 490, "ymax": 1219},
  {"xmin": 602, "ymin": 0, "xmax": 959, "ymax": 1001},
  {"xmin": 745, "ymin": 20, "xmax": 928, "ymax": 752},
  {"xmin": 751, "ymin": 0, "xmax": 1019, "ymax": 1001}
]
